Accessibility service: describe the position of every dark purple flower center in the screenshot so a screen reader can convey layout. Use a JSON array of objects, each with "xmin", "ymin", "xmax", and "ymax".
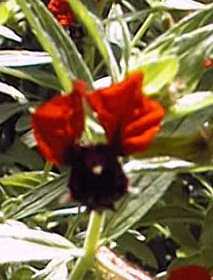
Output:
[{"xmin": 67, "ymin": 144, "xmax": 128, "ymax": 210}]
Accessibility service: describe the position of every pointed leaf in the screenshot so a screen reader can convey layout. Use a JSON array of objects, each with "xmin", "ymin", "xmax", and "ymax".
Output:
[
  {"xmin": 16, "ymin": 0, "xmax": 93, "ymax": 91},
  {"xmin": 0, "ymin": 66, "xmax": 61, "ymax": 91},
  {"xmin": 0, "ymin": 81, "xmax": 27, "ymax": 104},
  {"xmin": 67, "ymin": 0, "xmax": 120, "ymax": 81},
  {"xmin": 3, "ymin": 174, "xmax": 68, "ymax": 219},
  {"xmin": 0, "ymin": 220, "xmax": 82, "ymax": 264},
  {"xmin": 103, "ymin": 172, "xmax": 175, "ymax": 241},
  {"xmin": 0, "ymin": 25, "xmax": 21, "ymax": 42},
  {"xmin": 0, "ymin": 50, "xmax": 51, "ymax": 67},
  {"xmin": 159, "ymin": 0, "xmax": 205, "ymax": 10}
]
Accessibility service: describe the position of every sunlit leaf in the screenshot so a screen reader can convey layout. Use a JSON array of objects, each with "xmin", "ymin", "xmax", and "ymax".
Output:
[
  {"xmin": 169, "ymin": 91, "xmax": 213, "ymax": 118},
  {"xmin": 123, "ymin": 157, "xmax": 195, "ymax": 172},
  {"xmin": 0, "ymin": 51, "xmax": 51, "ymax": 67},
  {"xmin": 34, "ymin": 258, "xmax": 69, "ymax": 280},
  {"xmin": 159, "ymin": 0, "xmax": 205, "ymax": 10},
  {"xmin": 130, "ymin": 56, "xmax": 179, "ymax": 94},
  {"xmin": 0, "ymin": 25, "xmax": 21, "ymax": 42},
  {"xmin": 0, "ymin": 220, "xmax": 82, "ymax": 263},
  {"xmin": 0, "ymin": 82, "xmax": 27, "ymax": 104},
  {"xmin": 0, "ymin": 3, "xmax": 10, "ymax": 25}
]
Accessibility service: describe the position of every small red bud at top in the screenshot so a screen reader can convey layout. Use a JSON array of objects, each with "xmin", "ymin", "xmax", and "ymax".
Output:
[
  {"xmin": 48, "ymin": 0, "xmax": 75, "ymax": 27},
  {"xmin": 203, "ymin": 58, "xmax": 213, "ymax": 69}
]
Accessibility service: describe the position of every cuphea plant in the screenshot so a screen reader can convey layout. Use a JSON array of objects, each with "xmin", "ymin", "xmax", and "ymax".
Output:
[{"xmin": 0, "ymin": 0, "xmax": 212, "ymax": 279}]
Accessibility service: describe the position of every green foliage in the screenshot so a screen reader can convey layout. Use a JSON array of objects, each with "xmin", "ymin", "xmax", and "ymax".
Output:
[
  {"xmin": 0, "ymin": 2, "xmax": 11, "ymax": 25},
  {"xmin": 16, "ymin": 0, "xmax": 93, "ymax": 90},
  {"xmin": 136, "ymin": 55, "xmax": 179, "ymax": 94},
  {"xmin": 103, "ymin": 172, "xmax": 176, "ymax": 241},
  {"xmin": 0, "ymin": 220, "xmax": 79, "ymax": 263},
  {"xmin": 67, "ymin": 0, "xmax": 120, "ymax": 82},
  {"xmin": 0, "ymin": 0, "xmax": 212, "ymax": 279}
]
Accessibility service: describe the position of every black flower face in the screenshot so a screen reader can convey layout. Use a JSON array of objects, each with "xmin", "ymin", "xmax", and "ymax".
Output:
[{"xmin": 68, "ymin": 145, "xmax": 128, "ymax": 210}]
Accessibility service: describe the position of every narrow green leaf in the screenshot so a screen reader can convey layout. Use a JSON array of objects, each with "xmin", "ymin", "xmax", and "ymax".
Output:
[
  {"xmin": 145, "ymin": 4, "xmax": 213, "ymax": 51},
  {"xmin": 159, "ymin": 0, "xmax": 205, "ymax": 10},
  {"xmin": 16, "ymin": 0, "xmax": 71, "ymax": 91},
  {"xmin": 123, "ymin": 158, "xmax": 195, "ymax": 173},
  {"xmin": 3, "ymin": 174, "xmax": 68, "ymax": 219},
  {"xmin": 0, "ymin": 66, "xmax": 61, "ymax": 91},
  {"xmin": 67, "ymin": 0, "xmax": 120, "ymax": 81},
  {"xmin": 0, "ymin": 50, "xmax": 51, "ymax": 67},
  {"xmin": 106, "ymin": 3, "xmax": 131, "ymax": 75},
  {"xmin": 169, "ymin": 91, "xmax": 213, "ymax": 118},
  {"xmin": 141, "ymin": 5, "xmax": 213, "ymax": 92},
  {"xmin": 16, "ymin": 0, "xmax": 93, "ymax": 91},
  {"xmin": 141, "ymin": 206, "xmax": 204, "ymax": 226},
  {"xmin": 103, "ymin": 172, "xmax": 175, "ymax": 241},
  {"xmin": 0, "ymin": 171, "xmax": 56, "ymax": 190},
  {"xmin": 117, "ymin": 233, "xmax": 158, "ymax": 269}
]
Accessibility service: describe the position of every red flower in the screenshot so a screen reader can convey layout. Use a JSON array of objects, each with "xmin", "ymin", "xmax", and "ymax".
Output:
[
  {"xmin": 48, "ymin": 0, "xmax": 74, "ymax": 27},
  {"xmin": 32, "ymin": 72, "xmax": 165, "ymax": 209},
  {"xmin": 87, "ymin": 72, "xmax": 165, "ymax": 155},
  {"xmin": 167, "ymin": 265, "xmax": 211, "ymax": 280},
  {"xmin": 32, "ymin": 80, "xmax": 85, "ymax": 165}
]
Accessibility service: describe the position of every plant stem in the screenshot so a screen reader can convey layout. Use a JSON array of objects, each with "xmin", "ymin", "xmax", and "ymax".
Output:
[
  {"xmin": 69, "ymin": 210, "xmax": 105, "ymax": 280},
  {"xmin": 131, "ymin": 13, "xmax": 156, "ymax": 48},
  {"xmin": 42, "ymin": 162, "xmax": 52, "ymax": 181}
]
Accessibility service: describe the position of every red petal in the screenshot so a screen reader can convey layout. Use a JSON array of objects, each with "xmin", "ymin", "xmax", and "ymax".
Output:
[
  {"xmin": 87, "ymin": 73, "xmax": 143, "ymax": 143},
  {"xmin": 32, "ymin": 80, "xmax": 85, "ymax": 165},
  {"xmin": 87, "ymin": 72, "xmax": 165, "ymax": 155},
  {"xmin": 48, "ymin": 0, "xmax": 74, "ymax": 27},
  {"xmin": 168, "ymin": 265, "xmax": 211, "ymax": 280},
  {"xmin": 123, "ymin": 126, "xmax": 160, "ymax": 154}
]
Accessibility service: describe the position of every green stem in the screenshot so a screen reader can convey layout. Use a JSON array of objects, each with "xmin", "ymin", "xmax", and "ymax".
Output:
[
  {"xmin": 131, "ymin": 13, "xmax": 156, "ymax": 48},
  {"xmin": 69, "ymin": 211, "xmax": 105, "ymax": 280},
  {"xmin": 42, "ymin": 162, "xmax": 52, "ymax": 181}
]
